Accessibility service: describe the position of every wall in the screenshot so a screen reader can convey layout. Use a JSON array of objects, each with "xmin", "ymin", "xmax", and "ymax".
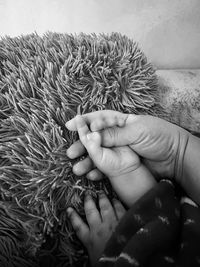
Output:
[{"xmin": 0, "ymin": 0, "xmax": 199, "ymax": 69}]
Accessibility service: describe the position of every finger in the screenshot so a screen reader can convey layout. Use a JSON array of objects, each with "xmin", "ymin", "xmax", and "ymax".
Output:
[
  {"xmin": 65, "ymin": 117, "xmax": 77, "ymax": 131},
  {"xmin": 75, "ymin": 115, "xmax": 98, "ymax": 146},
  {"xmin": 84, "ymin": 194, "xmax": 101, "ymax": 227},
  {"xmin": 90, "ymin": 113, "xmax": 128, "ymax": 132},
  {"xmin": 112, "ymin": 198, "xmax": 126, "ymax": 220},
  {"xmin": 65, "ymin": 111, "xmax": 128, "ymax": 131},
  {"xmin": 98, "ymin": 192, "xmax": 116, "ymax": 223},
  {"xmin": 67, "ymin": 140, "xmax": 86, "ymax": 159},
  {"xmin": 66, "ymin": 112, "xmax": 133, "ymax": 149},
  {"xmin": 75, "ymin": 115, "xmax": 103, "ymax": 162},
  {"xmin": 90, "ymin": 119, "xmax": 106, "ymax": 132},
  {"xmin": 67, "ymin": 207, "xmax": 90, "ymax": 244},
  {"xmin": 86, "ymin": 169, "xmax": 104, "ymax": 181},
  {"xmin": 73, "ymin": 157, "xmax": 93, "ymax": 176},
  {"xmin": 100, "ymin": 125, "xmax": 133, "ymax": 147}
]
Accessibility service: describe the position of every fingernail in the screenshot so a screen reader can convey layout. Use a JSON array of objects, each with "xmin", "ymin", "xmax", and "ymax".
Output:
[
  {"xmin": 73, "ymin": 163, "xmax": 80, "ymax": 175},
  {"xmin": 66, "ymin": 148, "xmax": 72, "ymax": 158},
  {"xmin": 66, "ymin": 148, "xmax": 70, "ymax": 156},
  {"xmin": 65, "ymin": 119, "xmax": 73, "ymax": 129},
  {"xmin": 65, "ymin": 121, "xmax": 70, "ymax": 128},
  {"xmin": 84, "ymin": 191, "xmax": 92, "ymax": 200},
  {"xmin": 87, "ymin": 171, "xmax": 96, "ymax": 180},
  {"xmin": 98, "ymin": 191, "xmax": 106, "ymax": 198},
  {"xmin": 67, "ymin": 207, "xmax": 73, "ymax": 216},
  {"xmin": 118, "ymin": 118, "xmax": 125, "ymax": 127},
  {"xmin": 87, "ymin": 132, "xmax": 99, "ymax": 141}
]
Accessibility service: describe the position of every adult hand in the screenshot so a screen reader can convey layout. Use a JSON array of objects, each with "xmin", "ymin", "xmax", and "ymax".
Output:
[{"xmin": 66, "ymin": 110, "xmax": 190, "ymax": 183}]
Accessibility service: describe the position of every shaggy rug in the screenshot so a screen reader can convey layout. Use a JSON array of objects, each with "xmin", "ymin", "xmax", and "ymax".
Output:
[{"xmin": 0, "ymin": 32, "xmax": 164, "ymax": 266}]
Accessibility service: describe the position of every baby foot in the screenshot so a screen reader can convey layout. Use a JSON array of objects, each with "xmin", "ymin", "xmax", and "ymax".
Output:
[{"xmin": 67, "ymin": 192, "xmax": 126, "ymax": 266}]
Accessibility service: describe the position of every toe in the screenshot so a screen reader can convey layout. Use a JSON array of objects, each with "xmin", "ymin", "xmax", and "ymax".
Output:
[{"xmin": 67, "ymin": 207, "xmax": 90, "ymax": 245}]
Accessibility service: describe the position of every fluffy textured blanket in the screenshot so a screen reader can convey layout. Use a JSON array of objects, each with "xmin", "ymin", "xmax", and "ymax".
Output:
[
  {"xmin": 0, "ymin": 32, "xmax": 199, "ymax": 267},
  {"xmin": 0, "ymin": 32, "xmax": 162, "ymax": 266}
]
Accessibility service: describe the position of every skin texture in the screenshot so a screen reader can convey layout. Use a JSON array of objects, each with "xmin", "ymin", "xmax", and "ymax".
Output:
[
  {"xmin": 66, "ymin": 110, "xmax": 200, "ymax": 265},
  {"xmin": 67, "ymin": 113, "xmax": 156, "ymax": 207},
  {"xmin": 66, "ymin": 110, "xmax": 190, "ymax": 185},
  {"xmin": 67, "ymin": 193, "xmax": 126, "ymax": 266},
  {"xmin": 66, "ymin": 111, "xmax": 157, "ymax": 265}
]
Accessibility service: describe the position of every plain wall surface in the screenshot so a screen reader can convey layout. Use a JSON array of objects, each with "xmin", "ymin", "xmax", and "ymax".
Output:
[{"xmin": 0, "ymin": 0, "xmax": 199, "ymax": 69}]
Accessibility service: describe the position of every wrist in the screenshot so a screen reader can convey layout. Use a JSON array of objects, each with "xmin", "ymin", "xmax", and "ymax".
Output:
[
  {"xmin": 108, "ymin": 165, "xmax": 140, "ymax": 181},
  {"xmin": 107, "ymin": 165, "xmax": 156, "ymax": 207},
  {"xmin": 108, "ymin": 170, "xmax": 139, "ymax": 207}
]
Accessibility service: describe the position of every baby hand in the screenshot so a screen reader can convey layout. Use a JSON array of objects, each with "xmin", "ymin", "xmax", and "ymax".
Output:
[
  {"xmin": 66, "ymin": 113, "xmax": 157, "ymax": 207},
  {"xmin": 70, "ymin": 115, "xmax": 140, "ymax": 180}
]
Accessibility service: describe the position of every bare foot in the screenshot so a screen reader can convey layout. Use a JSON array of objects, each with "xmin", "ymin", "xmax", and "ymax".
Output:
[{"xmin": 67, "ymin": 192, "xmax": 126, "ymax": 266}]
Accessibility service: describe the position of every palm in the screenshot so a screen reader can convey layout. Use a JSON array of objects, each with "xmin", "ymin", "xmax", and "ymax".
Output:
[{"xmin": 95, "ymin": 146, "xmax": 139, "ymax": 178}]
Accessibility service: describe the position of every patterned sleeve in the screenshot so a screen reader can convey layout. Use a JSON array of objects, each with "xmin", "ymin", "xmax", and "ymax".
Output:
[{"xmin": 95, "ymin": 180, "xmax": 200, "ymax": 267}]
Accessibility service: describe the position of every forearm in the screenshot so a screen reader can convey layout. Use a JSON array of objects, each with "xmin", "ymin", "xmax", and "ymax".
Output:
[
  {"xmin": 181, "ymin": 134, "xmax": 200, "ymax": 205},
  {"xmin": 108, "ymin": 165, "xmax": 157, "ymax": 207}
]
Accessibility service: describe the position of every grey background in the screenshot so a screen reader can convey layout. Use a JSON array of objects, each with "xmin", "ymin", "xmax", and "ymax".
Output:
[{"xmin": 0, "ymin": 0, "xmax": 199, "ymax": 69}]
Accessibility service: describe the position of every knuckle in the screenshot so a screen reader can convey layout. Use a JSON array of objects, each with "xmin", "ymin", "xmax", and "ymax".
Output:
[
  {"xmin": 90, "ymin": 121, "xmax": 97, "ymax": 131},
  {"xmin": 131, "ymin": 153, "xmax": 140, "ymax": 166},
  {"xmin": 91, "ymin": 120, "xmax": 104, "ymax": 131},
  {"xmin": 113, "ymin": 115, "xmax": 118, "ymax": 124},
  {"xmin": 106, "ymin": 116, "xmax": 117, "ymax": 127},
  {"xmin": 96, "ymin": 228, "xmax": 104, "ymax": 237}
]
